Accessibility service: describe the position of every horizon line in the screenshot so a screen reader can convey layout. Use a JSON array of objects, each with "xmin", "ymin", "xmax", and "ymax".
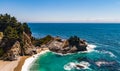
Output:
[{"xmin": 27, "ymin": 22, "xmax": 120, "ymax": 24}]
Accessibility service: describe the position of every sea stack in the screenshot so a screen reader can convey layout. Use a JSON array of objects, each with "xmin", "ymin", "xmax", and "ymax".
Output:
[{"xmin": 48, "ymin": 36, "xmax": 87, "ymax": 54}]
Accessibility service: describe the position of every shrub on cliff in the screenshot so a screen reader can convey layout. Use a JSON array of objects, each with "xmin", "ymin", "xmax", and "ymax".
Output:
[
  {"xmin": 23, "ymin": 23, "xmax": 31, "ymax": 36},
  {"xmin": 32, "ymin": 35, "xmax": 53, "ymax": 47}
]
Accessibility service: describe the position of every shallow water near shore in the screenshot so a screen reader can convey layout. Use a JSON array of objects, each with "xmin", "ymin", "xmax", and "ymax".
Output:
[{"xmin": 28, "ymin": 23, "xmax": 120, "ymax": 71}]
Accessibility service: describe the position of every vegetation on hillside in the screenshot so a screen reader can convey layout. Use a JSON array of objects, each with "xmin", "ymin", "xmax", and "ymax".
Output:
[
  {"xmin": 0, "ymin": 14, "xmax": 54, "ymax": 56},
  {"xmin": 0, "ymin": 14, "xmax": 32, "ymax": 53}
]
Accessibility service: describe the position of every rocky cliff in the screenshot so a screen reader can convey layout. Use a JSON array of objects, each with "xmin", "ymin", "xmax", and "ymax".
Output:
[
  {"xmin": 2, "ymin": 41, "xmax": 21, "ymax": 60},
  {"xmin": 0, "ymin": 32, "xmax": 37, "ymax": 60},
  {"xmin": 0, "ymin": 32, "xmax": 3, "ymax": 43},
  {"xmin": 0, "ymin": 14, "xmax": 37, "ymax": 61},
  {"xmin": 22, "ymin": 32, "xmax": 36, "ymax": 55},
  {"xmin": 48, "ymin": 37, "xmax": 87, "ymax": 54}
]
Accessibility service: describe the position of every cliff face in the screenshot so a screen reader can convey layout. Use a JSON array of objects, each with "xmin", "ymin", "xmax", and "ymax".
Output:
[
  {"xmin": 3, "ymin": 41, "xmax": 21, "ymax": 60},
  {"xmin": 0, "ymin": 32, "xmax": 3, "ymax": 43},
  {"xmin": 0, "ymin": 32, "xmax": 37, "ymax": 60},
  {"xmin": 22, "ymin": 32, "xmax": 36, "ymax": 55}
]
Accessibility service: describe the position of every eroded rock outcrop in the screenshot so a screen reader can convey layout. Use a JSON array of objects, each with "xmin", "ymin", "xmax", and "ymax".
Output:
[
  {"xmin": 2, "ymin": 41, "xmax": 21, "ymax": 60},
  {"xmin": 0, "ymin": 32, "xmax": 3, "ymax": 43},
  {"xmin": 22, "ymin": 32, "xmax": 37, "ymax": 55},
  {"xmin": 0, "ymin": 32, "xmax": 37, "ymax": 60},
  {"xmin": 48, "ymin": 37, "xmax": 87, "ymax": 54}
]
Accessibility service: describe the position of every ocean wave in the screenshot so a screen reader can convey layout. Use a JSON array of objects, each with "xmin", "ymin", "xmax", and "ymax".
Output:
[
  {"xmin": 86, "ymin": 44, "xmax": 97, "ymax": 52},
  {"xmin": 52, "ymin": 52, "xmax": 74, "ymax": 56},
  {"xmin": 95, "ymin": 50, "xmax": 116, "ymax": 58},
  {"xmin": 78, "ymin": 44, "xmax": 97, "ymax": 53},
  {"xmin": 64, "ymin": 61, "xmax": 91, "ymax": 70}
]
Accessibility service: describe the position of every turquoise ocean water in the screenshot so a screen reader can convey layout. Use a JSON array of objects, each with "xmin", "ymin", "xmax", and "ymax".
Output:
[{"xmin": 28, "ymin": 23, "xmax": 120, "ymax": 71}]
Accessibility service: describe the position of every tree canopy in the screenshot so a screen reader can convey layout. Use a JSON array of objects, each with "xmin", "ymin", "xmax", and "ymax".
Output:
[
  {"xmin": 0, "ymin": 13, "xmax": 32, "ymax": 41},
  {"xmin": 0, "ymin": 14, "xmax": 32, "ymax": 53},
  {"xmin": 68, "ymin": 36, "xmax": 80, "ymax": 47}
]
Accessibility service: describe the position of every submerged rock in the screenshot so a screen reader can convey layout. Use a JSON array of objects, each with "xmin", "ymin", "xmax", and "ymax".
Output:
[
  {"xmin": 64, "ymin": 61, "xmax": 90, "ymax": 70},
  {"xmin": 95, "ymin": 61, "xmax": 117, "ymax": 67}
]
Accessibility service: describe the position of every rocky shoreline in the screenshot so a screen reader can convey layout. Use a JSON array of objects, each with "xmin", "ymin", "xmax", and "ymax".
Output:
[{"xmin": 0, "ymin": 34, "xmax": 88, "ymax": 60}]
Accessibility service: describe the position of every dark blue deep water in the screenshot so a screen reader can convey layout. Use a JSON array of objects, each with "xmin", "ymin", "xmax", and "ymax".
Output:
[{"xmin": 28, "ymin": 23, "xmax": 120, "ymax": 71}]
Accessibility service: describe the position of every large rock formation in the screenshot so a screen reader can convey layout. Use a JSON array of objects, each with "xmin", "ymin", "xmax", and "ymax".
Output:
[
  {"xmin": 48, "ymin": 37, "xmax": 87, "ymax": 54},
  {"xmin": 22, "ymin": 32, "xmax": 37, "ymax": 55},
  {"xmin": 2, "ymin": 41, "xmax": 21, "ymax": 60},
  {"xmin": 0, "ymin": 32, "xmax": 3, "ymax": 43},
  {"xmin": 0, "ymin": 32, "xmax": 37, "ymax": 60}
]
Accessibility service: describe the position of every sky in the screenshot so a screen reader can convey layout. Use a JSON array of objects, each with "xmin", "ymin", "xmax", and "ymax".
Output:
[{"xmin": 0, "ymin": 0, "xmax": 120, "ymax": 23}]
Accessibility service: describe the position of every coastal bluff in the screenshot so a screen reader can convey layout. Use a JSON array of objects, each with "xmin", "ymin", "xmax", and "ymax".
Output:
[
  {"xmin": 0, "ymin": 32, "xmax": 36, "ymax": 60},
  {"xmin": 0, "ymin": 14, "xmax": 36, "ymax": 61}
]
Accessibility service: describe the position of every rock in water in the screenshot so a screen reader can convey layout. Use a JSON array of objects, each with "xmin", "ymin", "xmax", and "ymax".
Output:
[
  {"xmin": 48, "ymin": 36, "xmax": 87, "ymax": 54},
  {"xmin": 76, "ymin": 64, "xmax": 84, "ymax": 69}
]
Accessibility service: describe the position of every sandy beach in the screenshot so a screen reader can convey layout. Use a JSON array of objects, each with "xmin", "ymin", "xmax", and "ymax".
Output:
[
  {"xmin": 0, "ymin": 56, "xmax": 29, "ymax": 71},
  {"xmin": 0, "ymin": 48, "xmax": 49, "ymax": 71},
  {"xmin": 0, "ymin": 58, "xmax": 20, "ymax": 71},
  {"xmin": 14, "ymin": 56, "xmax": 30, "ymax": 71}
]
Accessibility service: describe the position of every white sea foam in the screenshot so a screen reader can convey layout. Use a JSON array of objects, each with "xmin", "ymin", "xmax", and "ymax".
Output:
[
  {"xmin": 102, "ymin": 50, "xmax": 116, "ymax": 57},
  {"xmin": 53, "ymin": 52, "xmax": 74, "ymax": 56},
  {"xmin": 64, "ymin": 61, "xmax": 90, "ymax": 70},
  {"xmin": 95, "ymin": 50, "xmax": 116, "ymax": 58},
  {"xmin": 78, "ymin": 44, "xmax": 97, "ymax": 53},
  {"xmin": 95, "ymin": 61, "xmax": 115, "ymax": 67},
  {"xmin": 21, "ymin": 50, "xmax": 50, "ymax": 71},
  {"xmin": 64, "ymin": 62, "xmax": 76, "ymax": 70},
  {"xmin": 86, "ymin": 44, "xmax": 97, "ymax": 52}
]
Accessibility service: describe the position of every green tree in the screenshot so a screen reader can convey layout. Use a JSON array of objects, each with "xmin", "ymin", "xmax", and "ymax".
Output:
[
  {"xmin": 68, "ymin": 36, "xmax": 80, "ymax": 47},
  {"xmin": 4, "ymin": 26, "xmax": 19, "ymax": 40},
  {"xmin": 23, "ymin": 23, "xmax": 31, "ymax": 36}
]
